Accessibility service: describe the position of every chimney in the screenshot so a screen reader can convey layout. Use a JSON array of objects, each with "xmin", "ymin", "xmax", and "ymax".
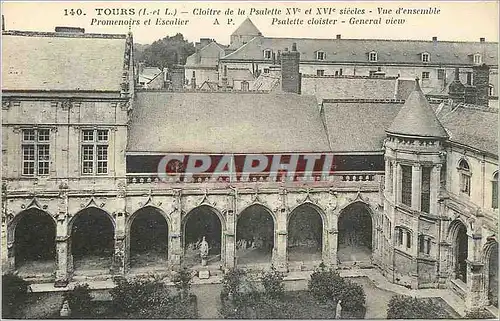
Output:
[
  {"xmin": 170, "ymin": 65, "xmax": 185, "ymax": 91},
  {"xmin": 55, "ymin": 26, "xmax": 85, "ymax": 33},
  {"xmin": 464, "ymin": 86, "xmax": 477, "ymax": 104},
  {"xmin": 336, "ymin": 34, "xmax": 341, "ymax": 40},
  {"xmin": 191, "ymin": 71, "xmax": 197, "ymax": 90},
  {"xmin": 432, "ymin": 36, "xmax": 437, "ymax": 41},
  {"xmin": 480, "ymin": 37, "xmax": 485, "ymax": 43},
  {"xmin": 281, "ymin": 43, "xmax": 301, "ymax": 94},
  {"xmin": 473, "ymin": 63, "xmax": 490, "ymax": 107},
  {"xmin": 222, "ymin": 65, "xmax": 228, "ymax": 90},
  {"xmin": 448, "ymin": 67, "xmax": 465, "ymax": 103}
]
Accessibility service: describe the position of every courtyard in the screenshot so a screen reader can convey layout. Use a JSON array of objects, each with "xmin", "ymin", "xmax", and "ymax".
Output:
[{"xmin": 15, "ymin": 270, "xmax": 467, "ymax": 319}]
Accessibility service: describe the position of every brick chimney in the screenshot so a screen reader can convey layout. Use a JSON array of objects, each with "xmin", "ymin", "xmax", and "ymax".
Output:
[
  {"xmin": 336, "ymin": 34, "xmax": 341, "ymax": 40},
  {"xmin": 281, "ymin": 43, "xmax": 301, "ymax": 94},
  {"xmin": 464, "ymin": 85, "xmax": 477, "ymax": 104},
  {"xmin": 448, "ymin": 67, "xmax": 465, "ymax": 103},
  {"xmin": 191, "ymin": 71, "xmax": 197, "ymax": 90},
  {"xmin": 473, "ymin": 63, "xmax": 490, "ymax": 107},
  {"xmin": 170, "ymin": 65, "xmax": 185, "ymax": 91}
]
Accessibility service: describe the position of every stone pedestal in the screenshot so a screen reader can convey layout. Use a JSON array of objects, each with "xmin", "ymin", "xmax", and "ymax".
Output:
[
  {"xmin": 199, "ymin": 270, "xmax": 210, "ymax": 279},
  {"xmin": 201, "ymin": 258, "xmax": 207, "ymax": 266}
]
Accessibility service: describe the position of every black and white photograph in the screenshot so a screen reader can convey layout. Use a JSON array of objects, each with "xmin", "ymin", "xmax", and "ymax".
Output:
[{"xmin": 1, "ymin": 1, "xmax": 499, "ymax": 319}]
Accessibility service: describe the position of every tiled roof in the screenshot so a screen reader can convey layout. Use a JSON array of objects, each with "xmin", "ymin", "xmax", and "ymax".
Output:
[
  {"xmin": 222, "ymin": 36, "xmax": 498, "ymax": 66},
  {"xmin": 387, "ymin": 80, "xmax": 449, "ymax": 138},
  {"xmin": 395, "ymin": 79, "xmax": 416, "ymax": 100},
  {"xmin": 302, "ymin": 76, "xmax": 398, "ymax": 100},
  {"xmin": 231, "ymin": 18, "xmax": 262, "ymax": 37},
  {"xmin": 128, "ymin": 92, "xmax": 331, "ymax": 153},
  {"xmin": 185, "ymin": 41, "xmax": 225, "ymax": 67},
  {"xmin": 252, "ymin": 74, "xmax": 280, "ymax": 91},
  {"xmin": 2, "ymin": 31, "xmax": 128, "ymax": 91},
  {"xmin": 439, "ymin": 104, "xmax": 498, "ymax": 155},
  {"xmin": 322, "ymin": 101, "xmax": 402, "ymax": 152}
]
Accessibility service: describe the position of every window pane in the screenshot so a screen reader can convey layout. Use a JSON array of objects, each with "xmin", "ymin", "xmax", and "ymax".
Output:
[
  {"xmin": 38, "ymin": 129, "xmax": 50, "ymax": 142},
  {"xmin": 406, "ymin": 231, "xmax": 411, "ymax": 248},
  {"xmin": 38, "ymin": 161, "xmax": 49, "ymax": 175},
  {"xmin": 97, "ymin": 146, "xmax": 108, "ymax": 161},
  {"xmin": 83, "ymin": 130, "xmax": 94, "ymax": 142},
  {"xmin": 421, "ymin": 167, "xmax": 431, "ymax": 213},
  {"xmin": 97, "ymin": 130, "xmax": 108, "ymax": 142},
  {"xmin": 401, "ymin": 165, "xmax": 412, "ymax": 206},
  {"xmin": 23, "ymin": 145, "xmax": 35, "ymax": 160},
  {"xmin": 23, "ymin": 129, "xmax": 35, "ymax": 141},
  {"xmin": 23, "ymin": 162, "xmax": 34, "ymax": 175}
]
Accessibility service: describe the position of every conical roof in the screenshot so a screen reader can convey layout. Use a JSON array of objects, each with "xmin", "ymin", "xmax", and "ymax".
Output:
[
  {"xmin": 231, "ymin": 18, "xmax": 262, "ymax": 36},
  {"xmin": 387, "ymin": 79, "xmax": 449, "ymax": 139}
]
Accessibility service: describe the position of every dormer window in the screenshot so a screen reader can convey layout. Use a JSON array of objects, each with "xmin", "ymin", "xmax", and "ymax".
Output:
[
  {"xmin": 316, "ymin": 51, "xmax": 326, "ymax": 61},
  {"xmin": 422, "ymin": 52, "xmax": 430, "ymax": 62},
  {"xmin": 369, "ymin": 51, "xmax": 378, "ymax": 62},
  {"xmin": 473, "ymin": 53, "xmax": 482, "ymax": 64},
  {"xmin": 263, "ymin": 49, "xmax": 272, "ymax": 59}
]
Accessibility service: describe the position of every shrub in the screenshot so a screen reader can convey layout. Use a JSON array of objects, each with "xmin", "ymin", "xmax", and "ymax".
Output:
[
  {"xmin": 110, "ymin": 277, "xmax": 170, "ymax": 314},
  {"xmin": 387, "ymin": 295, "xmax": 450, "ymax": 319},
  {"xmin": 221, "ymin": 268, "xmax": 246, "ymax": 299},
  {"xmin": 338, "ymin": 280, "xmax": 366, "ymax": 311},
  {"xmin": 261, "ymin": 266, "xmax": 285, "ymax": 299},
  {"xmin": 173, "ymin": 267, "xmax": 193, "ymax": 299},
  {"xmin": 2, "ymin": 273, "xmax": 29, "ymax": 318},
  {"xmin": 308, "ymin": 263, "xmax": 344, "ymax": 303},
  {"xmin": 64, "ymin": 283, "xmax": 93, "ymax": 317}
]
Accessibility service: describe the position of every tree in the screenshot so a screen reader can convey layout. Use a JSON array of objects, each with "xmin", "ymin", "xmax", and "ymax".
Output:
[
  {"xmin": 141, "ymin": 33, "xmax": 195, "ymax": 69},
  {"xmin": 308, "ymin": 263, "xmax": 344, "ymax": 303},
  {"xmin": 173, "ymin": 267, "xmax": 193, "ymax": 299},
  {"xmin": 2, "ymin": 273, "xmax": 29, "ymax": 318},
  {"xmin": 261, "ymin": 266, "xmax": 285, "ymax": 299},
  {"xmin": 64, "ymin": 283, "xmax": 93, "ymax": 318}
]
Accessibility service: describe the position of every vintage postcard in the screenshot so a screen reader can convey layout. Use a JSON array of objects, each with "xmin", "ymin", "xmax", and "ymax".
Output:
[{"xmin": 1, "ymin": 0, "xmax": 498, "ymax": 319}]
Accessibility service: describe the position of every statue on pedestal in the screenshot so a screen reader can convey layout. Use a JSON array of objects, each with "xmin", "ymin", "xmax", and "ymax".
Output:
[
  {"xmin": 200, "ymin": 236, "xmax": 209, "ymax": 266},
  {"xmin": 60, "ymin": 299, "xmax": 71, "ymax": 317}
]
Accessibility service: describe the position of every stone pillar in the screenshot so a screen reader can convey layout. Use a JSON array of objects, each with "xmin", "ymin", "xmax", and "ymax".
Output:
[
  {"xmin": 55, "ymin": 216, "xmax": 71, "ymax": 287},
  {"xmin": 465, "ymin": 264, "xmax": 484, "ymax": 310},
  {"xmin": 112, "ymin": 212, "xmax": 126, "ymax": 275},
  {"xmin": 394, "ymin": 162, "xmax": 401, "ymax": 203},
  {"xmin": 330, "ymin": 213, "xmax": 339, "ymax": 267},
  {"xmin": 224, "ymin": 208, "xmax": 236, "ymax": 269},
  {"xmin": 411, "ymin": 165, "xmax": 421, "ymax": 211},
  {"xmin": 1, "ymin": 219, "xmax": 9, "ymax": 272},
  {"xmin": 429, "ymin": 165, "xmax": 441, "ymax": 215},
  {"xmin": 275, "ymin": 208, "xmax": 288, "ymax": 272},
  {"xmin": 384, "ymin": 159, "xmax": 392, "ymax": 195},
  {"xmin": 169, "ymin": 208, "xmax": 182, "ymax": 269}
]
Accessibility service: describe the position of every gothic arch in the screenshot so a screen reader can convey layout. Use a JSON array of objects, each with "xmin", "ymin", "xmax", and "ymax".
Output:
[
  {"xmin": 7, "ymin": 208, "xmax": 57, "ymax": 244},
  {"xmin": 288, "ymin": 202, "xmax": 327, "ymax": 226},
  {"xmin": 127, "ymin": 205, "xmax": 172, "ymax": 234},
  {"xmin": 68, "ymin": 206, "xmax": 116, "ymax": 232},
  {"xmin": 447, "ymin": 218, "xmax": 469, "ymax": 242},
  {"xmin": 238, "ymin": 203, "xmax": 277, "ymax": 227},
  {"xmin": 482, "ymin": 237, "xmax": 498, "ymax": 307},
  {"xmin": 182, "ymin": 204, "xmax": 226, "ymax": 230}
]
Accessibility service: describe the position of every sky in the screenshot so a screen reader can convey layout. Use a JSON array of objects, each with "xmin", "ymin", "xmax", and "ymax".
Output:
[{"xmin": 2, "ymin": 1, "xmax": 499, "ymax": 45}]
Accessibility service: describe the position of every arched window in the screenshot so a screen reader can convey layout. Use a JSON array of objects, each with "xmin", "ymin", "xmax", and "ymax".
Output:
[
  {"xmin": 458, "ymin": 159, "xmax": 471, "ymax": 196},
  {"xmin": 493, "ymin": 172, "xmax": 498, "ymax": 209}
]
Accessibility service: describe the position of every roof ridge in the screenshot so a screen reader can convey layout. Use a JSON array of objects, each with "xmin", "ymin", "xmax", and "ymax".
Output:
[
  {"xmin": 3, "ymin": 30, "xmax": 127, "ymax": 39},
  {"xmin": 261, "ymin": 36, "xmax": 498, "ymax": 44}
]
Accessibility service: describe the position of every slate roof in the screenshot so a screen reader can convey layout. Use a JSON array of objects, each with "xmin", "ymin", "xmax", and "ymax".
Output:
[
  {"xmin": 395, "ymin": 79, "xmax": 416, "ymax": 100},
  {"xmin": 2, "ymin": 31, "xmax": 128, "ymax": 91},
  {"xmin": 185, "ymin": 41, "xmax": 226, "ymax": 67},
  {"xmin": 222, "ymin": 36, "xmax": 498, "ymax": 66},
  {"xmin": 302, "ymin": 76, "xmax": 398, "ymax": 100},
  {"xmin": 231, "ymin": 18, "xmax": 262, "ymax": 37},
  {"xmin": 128, "ymin": 92, "xmax": 331, "ymax": 153},
  {"xmin": 322, "ymin": 101, "xmax": 402, "ymax": 152},
  {"xmin": 438, "ymin": 105, "xmax": 498, "ymax": 155},
  {"xmin": 387, "ymin": 80, "xmax": 449, "ymax": 139}
]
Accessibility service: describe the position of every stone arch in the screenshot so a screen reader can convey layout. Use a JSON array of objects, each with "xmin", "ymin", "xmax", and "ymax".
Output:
[
  {"xmin": 127, "ymin": 206, "xmax": 170, "ymax": 269},
  {"xmin": 9, "ymin": 208, "xmax": 57, "ymax": 272},
  {"xmin": 482, "ymin": 238, "xmax": 498, "ymax": 307},
  {"xmin": 287, "ymin": 202, "xmax": 325, "ymax": 263},
  {"xmin": 70, "ymin": 207, "xmax": 116, "ymax": 272},
  {"xmin": 337, "ymin": 201, "xmax": 374, "ymax": 263},
  {"xmin": 182, "ymin": 204, "xmax": 225, "ymax": 267},
  {"xmin": 448, "ymin": 219, "xmax": 468, "ymax": 283},
  {"xmin": 236, "ymin": 203, "xmax": 276, "ymax": 265}
]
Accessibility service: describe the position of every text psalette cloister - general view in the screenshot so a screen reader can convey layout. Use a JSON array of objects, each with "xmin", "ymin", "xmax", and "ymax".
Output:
[{"xmin": 1, "ymin": 1, "xmax": 499, "ymax": 320}]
